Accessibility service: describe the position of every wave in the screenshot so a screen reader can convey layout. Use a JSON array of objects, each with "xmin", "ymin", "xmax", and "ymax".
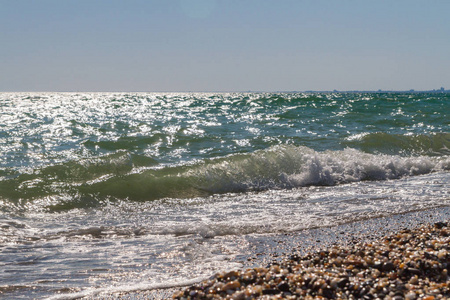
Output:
[
  {"xmin": 0, "ymin": 146, "xmax": 448, "ymax": 211},
  {"xmin": 0, "ymin": 152, "xmax": 158, "ymax": 209},
  {"xmin": 190, "ymin": 145, "xmax": 449, "ymax": 192},
  {"xmin": 344, "ymin": 132, "xmax": 450, "ymax": 156}
]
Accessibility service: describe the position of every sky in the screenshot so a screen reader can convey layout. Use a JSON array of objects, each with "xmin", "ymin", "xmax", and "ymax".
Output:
[{"xmin": 1, "ymin": 0, "xmax": 449, "ymax": 92}]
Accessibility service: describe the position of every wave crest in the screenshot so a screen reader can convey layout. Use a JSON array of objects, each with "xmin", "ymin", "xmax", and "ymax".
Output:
[
  {"xmin": 191, "ymin": 145, "xmax": 448, "ymax": 193},
  {"xmin": 0, "ymin": 146, "xmax": 448, "ymax": 211}
]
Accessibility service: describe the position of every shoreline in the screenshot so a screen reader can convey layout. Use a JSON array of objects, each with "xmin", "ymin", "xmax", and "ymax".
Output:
[
  {"xmin": 108, "ymin": 207, "xmax": 450, "ymax": 299},
  {"xmin": 173, "ymin": 214, "xmax": 450, "ymax": 299}
]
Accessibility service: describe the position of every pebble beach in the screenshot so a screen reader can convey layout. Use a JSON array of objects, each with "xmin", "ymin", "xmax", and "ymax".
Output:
[{"xmin": 172, "ymin": 220, "xmax": 449, "ymax": 299}]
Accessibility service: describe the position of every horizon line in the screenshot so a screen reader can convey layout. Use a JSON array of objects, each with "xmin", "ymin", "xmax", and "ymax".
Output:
[{"xmin": 0, "ymin": 89, "xmax": 448, "ymax": 94}]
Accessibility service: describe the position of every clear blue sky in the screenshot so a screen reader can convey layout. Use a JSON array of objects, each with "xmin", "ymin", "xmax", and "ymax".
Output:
[{"xmin": 1, "ymin": 0, "xmax": 449, "ymax": 92}]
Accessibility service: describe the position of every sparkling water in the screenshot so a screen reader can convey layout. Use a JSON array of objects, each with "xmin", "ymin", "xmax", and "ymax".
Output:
[{"xmin": 0, "ymin": 92, "xmax": 449, "ymax": 298}]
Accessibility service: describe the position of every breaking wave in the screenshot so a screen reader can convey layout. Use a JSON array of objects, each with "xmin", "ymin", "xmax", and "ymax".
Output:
[{"xmin": 0, "ymin": 145, "xmax": 448, "ymax": 211}]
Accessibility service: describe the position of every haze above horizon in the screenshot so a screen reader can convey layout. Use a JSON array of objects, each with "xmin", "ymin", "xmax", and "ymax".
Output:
[{"xmin": 1, "ymin": 0, "xmax": 449, "ymax": 92}]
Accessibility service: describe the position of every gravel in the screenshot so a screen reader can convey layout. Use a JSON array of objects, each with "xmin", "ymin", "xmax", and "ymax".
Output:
[{"xmin": 173, "ymin": 221, "xmax": 450, "ymax": 299}]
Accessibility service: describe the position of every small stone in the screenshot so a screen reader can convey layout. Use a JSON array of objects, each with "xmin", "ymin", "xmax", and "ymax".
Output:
[
  {"xmin": 405, "ymin": 292, "xmax": 417, "ymax": 300},
  {"xmin": 437, "ymin": 249, "xmax": 447, "ymax": 259},
  {"xmin": 211, "ymin": 282, "xmax": 224, "ymax": 293},
  {"xmin": 223, "ymin": 270, "xmax": 240, "ymax": 280},
  {"xmin": 250, "ymin": 285, "xmax": 263, "ymax": 295},
  {"xmin": 373, "ymin": 261, "xmax": 383, "ymax": 270},
  {"xmin": 277, "ymin": 281, "xmax": 290, "ymax": 292},
  {"xmin": 439, "ymin": 229, "xmax": 449, "ymax": 236},
  {"xmin": 270, "ymin": 264, "xmax": 281, "ymax": 273},
  {"xmin": 330, "ymin": 279, "xmax": 339, "ymax": 289},
  {"xmin": 409, "ymin": 276, "xmax": 419, "ymax": 285},
  {"xmin": 231, "ymin": 291, "xmax": 246, "ymax": 300},
  {"xmin": 262, "ymin": 288, "xmax": 280, "ymax": 295},
  {"xmin": 407, "ymin": 268, "xmax": 421, "ymax": 275},
  {"xmin": 434, "ymin": 222, "xmax": 446, "ymax": 229},
  {"xmin": 337, "ymin": 277, "xmax": 349, "ymax": 288},
  {"xmin": 382, "ymin": 261, "xmax": 395, "ymax": 272},
  {"xmin": 222, "ymin": 280, "xmax": 240, "ymax": 292}
]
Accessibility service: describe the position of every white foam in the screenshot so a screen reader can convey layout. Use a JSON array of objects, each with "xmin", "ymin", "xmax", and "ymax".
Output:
[
  {"xmin": 45, "ymin": 277, "xmax": 208, "ymax": 300},
  {"xmin": 192, "ymin": 146, "xmax": 447, "ymax": 193}
]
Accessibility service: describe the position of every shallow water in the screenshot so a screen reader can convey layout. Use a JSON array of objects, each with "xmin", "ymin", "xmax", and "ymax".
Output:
[{"xmin": 0, "ymin": 92, "xmax": 449, "ymax": 298}]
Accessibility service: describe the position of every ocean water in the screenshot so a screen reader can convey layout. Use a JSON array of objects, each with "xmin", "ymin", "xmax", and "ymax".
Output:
[{"xmin": 0, "ymin": 92, "xmax": 449, "ymax": 299}]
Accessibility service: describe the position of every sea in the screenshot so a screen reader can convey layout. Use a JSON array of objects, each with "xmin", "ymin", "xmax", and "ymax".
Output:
[{"xmin": 0, "ymin": 92, "xmax": 449, "ymax": 299}]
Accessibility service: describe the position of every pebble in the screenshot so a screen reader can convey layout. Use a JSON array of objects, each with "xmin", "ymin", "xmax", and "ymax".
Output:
[{"xmin": 173, "ymin": 221, "xmax": 450, "ymax": 299}]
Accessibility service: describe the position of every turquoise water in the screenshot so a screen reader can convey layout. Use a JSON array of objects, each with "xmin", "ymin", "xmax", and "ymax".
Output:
[
  {"xmin": 0, "ymin": 92, "xmax": 448, "ymax": 209},
  {"xmin": 0, "ymin": 92, "xmax": 449, "ymax": 298}
]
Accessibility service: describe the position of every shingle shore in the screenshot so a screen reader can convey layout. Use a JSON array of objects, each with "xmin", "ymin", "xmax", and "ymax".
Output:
[{"xmin": 173, "ymin": 221, "xmax": 449, "ymax": 299}]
